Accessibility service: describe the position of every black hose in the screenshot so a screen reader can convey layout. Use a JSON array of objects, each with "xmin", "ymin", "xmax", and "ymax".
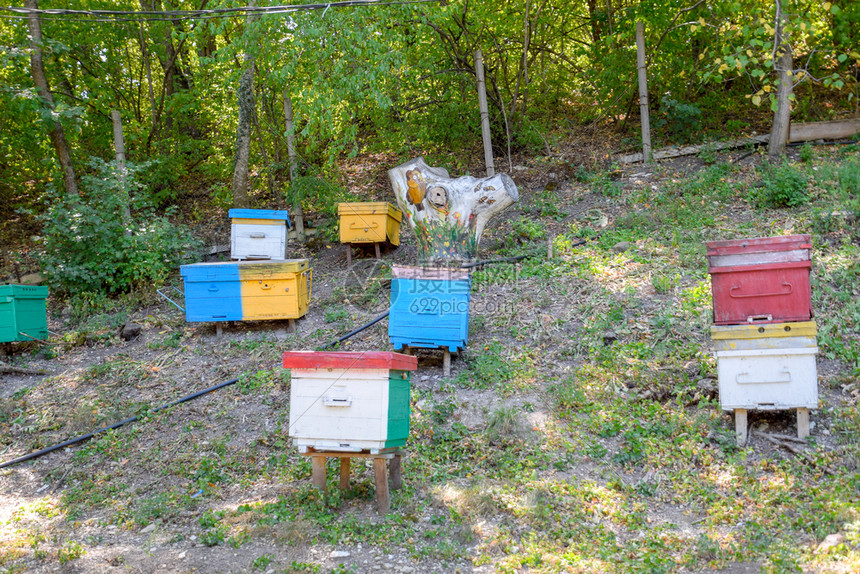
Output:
[
  {"xmin": 0, "ymin": 377, "xmax": 239, "ymax": 470},
  {"xmin": 317, "ymin": 310, "xmax": 390, "ymax": 350},
  {"xmin": 460, "ymin": 255, "xmax": 528, "ymax": 269}
]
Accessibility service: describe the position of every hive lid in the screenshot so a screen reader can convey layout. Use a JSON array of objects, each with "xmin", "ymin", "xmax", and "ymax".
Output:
[
  {"xmin": 711, "ymin": 321, "xmax": 817, "ymax": 340},
  {"xmin": 0, "ymin": 285, "xmax": 49, "ymax": 298},
  {"xmin": 229, "ymin": 208, "xmax": 290, "ymax": 221},
  {"xmin": 706, "ymin": 234, "xmax": 811, "ymax": 257},
  {"xmin": 337, "ymin": 202, "xmax": 402, "ymax": 222},
  {"xmin": 282, "ymin": 351, "xmax": 418, "ymax": 371}
]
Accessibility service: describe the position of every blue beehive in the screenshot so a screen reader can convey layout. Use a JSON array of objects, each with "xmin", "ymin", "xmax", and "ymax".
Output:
[{"xmin": 388, "ymin": 266, "xmax": 470, "ymax": 353}]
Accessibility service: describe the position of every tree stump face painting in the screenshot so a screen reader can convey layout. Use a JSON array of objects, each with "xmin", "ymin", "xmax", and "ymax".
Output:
[{"xmin": 388, "ymin": 158, "xmax": 519, "ymax": 262}]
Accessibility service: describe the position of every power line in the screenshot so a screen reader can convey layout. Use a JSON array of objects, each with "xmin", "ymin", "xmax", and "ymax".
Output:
[{"xmin": 0, "ymin": 0, "xmax": 440, "ymax": 23}]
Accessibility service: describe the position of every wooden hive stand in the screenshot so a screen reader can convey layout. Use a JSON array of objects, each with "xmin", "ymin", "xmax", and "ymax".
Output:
[
  {"xmin": 300, "ymin": 448, "xmax": 404, "ymax": 514},
  {"xmin": 734, "ymin": 407, "xmax": 810, "ymax": 446}
]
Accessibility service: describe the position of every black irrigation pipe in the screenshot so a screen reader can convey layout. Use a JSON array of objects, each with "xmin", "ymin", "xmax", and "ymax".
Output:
[
  {"xmin": 317, "ymin": 310, "xmax": 390, "ymax": 350},
  {"xmin": 734, "ymin": 139, "xmax": 859, "ymax": 163},
  {"xmin": 0, "ymin": 377, "xmax": 239, "ymax": 470},
  {"xmin": 2, "ymin": 255, "xmax": 553, "ymax": 468}
]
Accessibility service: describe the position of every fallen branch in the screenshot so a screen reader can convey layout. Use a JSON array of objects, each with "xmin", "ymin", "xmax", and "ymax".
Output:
[{"xmin": 0, "ymin": 361, "xmax": 44, "ymax": 375}]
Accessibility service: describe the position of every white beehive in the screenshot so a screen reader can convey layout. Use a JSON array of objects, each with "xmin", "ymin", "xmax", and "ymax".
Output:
[
  {"xmin": 282, "ymin": 352, "xmax": 418, "ymax": 454},
  {"xmin": 229, "ymin": 209, "xmax": 290, "ymax": 260}
]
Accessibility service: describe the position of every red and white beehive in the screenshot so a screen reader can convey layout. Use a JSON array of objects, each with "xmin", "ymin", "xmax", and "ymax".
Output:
[{"xmin": 705, "ymin": 234, "xmax": 818, "ymax": 442}]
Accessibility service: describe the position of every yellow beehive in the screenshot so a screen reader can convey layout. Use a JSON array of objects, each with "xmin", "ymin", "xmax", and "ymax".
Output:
[
  {"xmin": 239, "ymin": 260, "xmax": 311, "ymax": 320},
  {"xmin": 338, "ymin": 202, "xmax": 402, "ymax": 246}
]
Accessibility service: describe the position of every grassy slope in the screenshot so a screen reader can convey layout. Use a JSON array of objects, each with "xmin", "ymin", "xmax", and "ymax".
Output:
[{"xmin": 1, "ymin": 145, "xmax": 859, "ymax": 573}]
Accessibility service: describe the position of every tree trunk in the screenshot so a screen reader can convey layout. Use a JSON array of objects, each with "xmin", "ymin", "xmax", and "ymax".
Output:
[
  {"xmin": 768, "ymin": 0, "xmax": 792, "ymax": 159},
  {"xmin": 25, "ymin": 0, "xmax": 78, "ymax": 196},
  {"xmin": 587, "ymin": 0, "xmax": 602, "ymax": 43},
  {"xmin": 232, "ymin": 1, "xmax": 258, "ymax": 209},
  {"xmin": 283, "ymin": 92, "xmax": 306, "ymax": 243}
]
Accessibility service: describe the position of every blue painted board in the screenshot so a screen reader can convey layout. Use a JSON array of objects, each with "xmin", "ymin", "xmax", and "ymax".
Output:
[
  {"xmin": 180, "ymin": 262, "xmax": 242, "ymax": 322},
  {"xmin": 389, "ymin": 278, "xmax": 470, "ymax": 352},
  {"xmin": 228, "ymin": 208, "xmax": 290, "ymax": 222}
]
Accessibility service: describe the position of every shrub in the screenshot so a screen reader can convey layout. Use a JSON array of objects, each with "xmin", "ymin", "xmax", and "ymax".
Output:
[
  {"xmin": 656, "ymin": 96, "xmax": 702, "ymax": 143},
  {"xmin": 38, "ymin": 158, "xmax": 201, "ymax": 296},
  {"xmin": 751, "ymin": 161, "xmax": 809, "ymax": 208}
]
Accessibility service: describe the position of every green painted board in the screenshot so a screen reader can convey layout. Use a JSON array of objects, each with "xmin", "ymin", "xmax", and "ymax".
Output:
[
  {"xmin": 0, "ymin": 285, "xmax": 49, "ymax": 343},
  {"xmin": 385, "ymin": 371, "xmax": 411, "ymax": 447}
]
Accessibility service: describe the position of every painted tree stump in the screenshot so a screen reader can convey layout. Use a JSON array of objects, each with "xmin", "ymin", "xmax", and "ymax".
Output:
[{"xmin": 388, "ymin": 157, "xmax": 519, "ymax": 262}]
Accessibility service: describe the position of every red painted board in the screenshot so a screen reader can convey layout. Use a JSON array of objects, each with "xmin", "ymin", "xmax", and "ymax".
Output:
[
  {"xmin": 709, "ymin": 260, "xmax": 812, "ymax": 325},
  {"xmin": 282, "ymin": 351, "xmax": 418, "ymax": 371},
  {"xmin": 706, "ymin": 235, "xmax": 811, "ymax": 257}
]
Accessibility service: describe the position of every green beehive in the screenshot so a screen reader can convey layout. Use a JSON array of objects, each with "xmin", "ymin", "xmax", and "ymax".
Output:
[{"xmin": 0, "ymin": 285, "xmax": 49, "ymax": 343}]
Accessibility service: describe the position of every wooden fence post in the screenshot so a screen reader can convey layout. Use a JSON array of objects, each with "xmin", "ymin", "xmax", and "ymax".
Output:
[{"xmin": 474, "ymin": 49, "xmax": 495, "ymax": 177}]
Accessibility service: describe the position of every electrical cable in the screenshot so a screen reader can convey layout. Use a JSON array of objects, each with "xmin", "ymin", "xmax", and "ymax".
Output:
[{"xmin": 0, "ymin": 0, "xmax": 440, "ymax": 23}]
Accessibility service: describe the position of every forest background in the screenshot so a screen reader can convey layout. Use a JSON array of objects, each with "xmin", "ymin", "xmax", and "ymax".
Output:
[{"xmin": 1, "ymin": 0, "xmax": 857, "ymax": 298}]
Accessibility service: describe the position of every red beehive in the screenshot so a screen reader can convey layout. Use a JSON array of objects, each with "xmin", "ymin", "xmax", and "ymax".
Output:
[{"xmin": 706, "ymin": 235, "xmax": 813, "ymax": 325}]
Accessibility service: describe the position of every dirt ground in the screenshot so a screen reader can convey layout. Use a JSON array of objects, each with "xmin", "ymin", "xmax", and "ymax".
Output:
[{"xmin": 1, "ymin": 141, "xmax": 857, "ymax": 573}]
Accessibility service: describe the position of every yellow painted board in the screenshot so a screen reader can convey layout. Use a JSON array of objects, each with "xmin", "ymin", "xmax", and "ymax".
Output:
[
  {"xmin": 710, "ymin": 321, "xmax": 816, "ymax": 340},
  {"xmin": 240, "ymin": 268, "xmax": 311, "ymax": 320},
  {"xmin": 338, "ymin": 202, "xmax": 402, "ymax": 245},
  {"xmin": 237, "ymin": 259, "xmax": 308, "ymax": 279}
]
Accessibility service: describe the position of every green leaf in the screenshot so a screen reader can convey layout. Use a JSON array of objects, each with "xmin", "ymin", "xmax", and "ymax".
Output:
[{"xmin": 838, "ymin": 54, "xmax": 848, "ymax": 63}]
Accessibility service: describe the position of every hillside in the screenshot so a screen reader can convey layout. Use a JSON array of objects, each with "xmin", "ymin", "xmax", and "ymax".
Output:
[{"xmin": 1, "ymin": 142, "xmax": 859, "ymax": 574}]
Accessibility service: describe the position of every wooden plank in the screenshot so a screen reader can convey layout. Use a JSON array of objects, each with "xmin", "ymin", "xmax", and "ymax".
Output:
[
  {"xmin": 790, "ymin": 119, "xmax": 860, "ymax": 143},
  {"xmin": 311, "ymin": 456, "xmax": 327, "ymax": 494},
  {"xmin": 796, "ymin": 407, "xmax": 810, "ymax": 439},
  {"xmin": 617, "ymin": 135, "xmax": 770, "ymax": 164},
  {"xmin": 389, "ymin": 455, "xmax": 402, "ymax": 491},
  {"xmin": 373, "ymin": 457, "xmax": 390, "ymax": 513},
  {"xmin": 339, "ymin": 458, "xmax": 351, "ymax": 491},
  {"xmin": 208, "ymin": 243, "xmax": 231, "ymax": 255},
  {"xmin": 735, "ymin": 408, "xmax": 748, "ymax": 447}
]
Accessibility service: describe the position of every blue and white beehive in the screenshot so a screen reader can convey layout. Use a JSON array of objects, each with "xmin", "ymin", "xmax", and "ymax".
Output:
[
  {"xmin": 388, "ymin": 265, "xmax": 470, "ymax": 353},
  {"xmin": 229, "ymin": 208, "xmax": 290, "ymax": 261}
]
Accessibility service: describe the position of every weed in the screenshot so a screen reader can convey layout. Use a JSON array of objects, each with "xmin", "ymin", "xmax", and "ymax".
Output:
[
  {"xmin": 57, "ymin": 540, "xmax": 85, "ymax": 564},
  {"xmin": 799, "ymin": 142, "xmax": 815, "ymax": 162},
  {"xmin": 251, "ymin": 554, "xmax": 273, "ymax": 570},
  {"xmin": 511, "ymin": 217, "xmax": 547, "ymax": 241},
  {"xmin": 752, "ymin": 161, "xmax": 810, "ymax": 208}
]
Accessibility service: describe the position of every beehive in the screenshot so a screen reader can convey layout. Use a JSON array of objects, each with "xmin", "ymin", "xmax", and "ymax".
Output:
[
  {"xmin": 707, "ymin": 235, "xmax": 813, "ymax": 325},
  {"xmin": 712, "ymin": 321, "xmax": 818, "ymax": 411},
  {"xmin": 388, "ymin": 265, "xmax": 470, "ymax": 353},
  {"xmin": 0, "ymin": 285, "xmax": 49, "ymax": 343},
  {"xmin": 338, "ymin": 202, "xmax": 402, "ymax": 246},
  {"xmin": 229, "ymin": 208, "xmax": 290, "ymax": 261},
  {"xmin": 283, "ymin": 351, "xmax": 418, "ymax": 452},
  {"xmin": 179, "ymin": 260, "xmax": 310, "ymax": 323}
]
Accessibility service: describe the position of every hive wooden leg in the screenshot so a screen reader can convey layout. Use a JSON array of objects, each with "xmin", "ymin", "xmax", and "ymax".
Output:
[
  {"xmin": 374, "ymin": 243, "xmax": 381, "ymax": 259},
  {"xmin": 373, "ymin": 457, "xmax": 390, "ymax": 514},
  {"xmin": 311, "ymin": 456, "xmax": 327, "ymax": 495},
  {"xmin": 401, "ymin": 345, "xmax": 411, "ymax": 356},
  {"xmin": 346, "ymin": 245, "xmax": 352, "ymax": 266},
  {"xmin": 389, "ymin": 454, "xmax": 402, "ymax": 491},
  {"xmin": 797, "ymin": 408, "xmax": 810, "ymax": 439},
  {"xmin": 339, "ymin": 457, "xmax": 351, "ymax": 491},
  {"xmin": 215, "ymin": 323, "xmax": 223, "ymax": 338},
  {"xmin": 287, "ymin": 318, "xmax": 296, "ymax": 334},
  {"xmin": 735, "ymin": 409, "xmax": 748, "ymax": 446},
  {"xmin": 443, "ymin": 349, "xmax": 451, "ymax": 377}
]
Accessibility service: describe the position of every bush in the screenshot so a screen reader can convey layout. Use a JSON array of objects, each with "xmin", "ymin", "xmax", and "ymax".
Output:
[
  {"xmin": 751, "ymin": 161, "xmax": 809, "ymax": 208},
  {"xmin": 38, "ymin": 158, "xmax": 201, "ymax": 296}
]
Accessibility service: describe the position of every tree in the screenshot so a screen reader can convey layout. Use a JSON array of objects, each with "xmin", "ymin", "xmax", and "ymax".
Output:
[
  {"xmin": 768, "ymin": 0, "xmax": 792, "ymax": 158},
  {"xmin": 232, "ymin": 1, "xmax": 258, "ymax": 209},
  {"xmin": 25, "ymin": 0, "xmax": 78, "ymax": 196}
]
